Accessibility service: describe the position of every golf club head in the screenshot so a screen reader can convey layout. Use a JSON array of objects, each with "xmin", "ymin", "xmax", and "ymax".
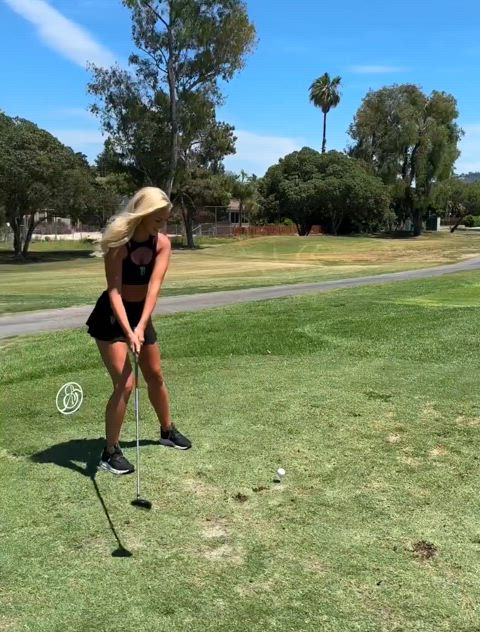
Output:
[
  {"xmin": 112, "ymin": 546, "xmax": 133, "ymax": 558},
  {"xmin": 131, "ymin": 498, "xmax": 152, "ymax": 510}
]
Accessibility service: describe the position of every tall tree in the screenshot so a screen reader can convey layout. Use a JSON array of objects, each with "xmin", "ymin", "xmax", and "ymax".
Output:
[
  {"xmin": 309, "ymin": 73, "xmax": 342, "ymax": 154},
  {"xmin": 89, "ymin": 0, "xmax": 256, "ymax": 197},
  {"xmin": 176, "ymin": 115, "xmax": 236, "ymax": 247},
  {"xmin": 0, "ymin": 113, "xmax": 103, "ymax": 257},
  {"xmin": 349, "ymin": 84, "xmax": 462, "ymax": 236}
]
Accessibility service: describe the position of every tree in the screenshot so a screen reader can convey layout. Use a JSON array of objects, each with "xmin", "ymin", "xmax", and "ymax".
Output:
[
  {"xmin": 433, "ymin": 178, "xmax": 480, "ymax": 232},
  {"xmin": 93, "ymin": 100, "xmax": 237, "ymax": 247},
  {"xmin": 95, "ymin": 138, "xmax": 144, "ymax": 188},
  {"xmin": 175, "ymin": 110, "xmax": 236, "ymax": 247},
  {"xmin": 0, "ymin": 113, "xmax": 103, "ymax": 257},
  {"xmin": 259, "ymin": 148, "xmax": 391, "ymax": 235},
  {"xmin": 349, "ymin": 84, "xmax": 463, "ymax": 236},
  {"xmin": 177, "ymin": 168, "xmax": 232, "ymax": 246},
  {"xmin": 89, "ymin": 0, "xmax": 256, "ymax": 197},
  {"xmin": 229, "ymin": 170, "xmax": 257, "ymax": 227},
  {"xmin": 309, "ymin": 73, "xmax": 341, "ymax": 154}
]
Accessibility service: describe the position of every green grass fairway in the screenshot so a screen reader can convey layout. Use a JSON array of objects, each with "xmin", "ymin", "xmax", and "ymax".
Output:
[
  {"xmin": 1, "ymin": 232, "xmax": 480, "ymax": 314},
  {"xmin": 2, "ymin": 273, "xmax": 480, "ymax": 630}
]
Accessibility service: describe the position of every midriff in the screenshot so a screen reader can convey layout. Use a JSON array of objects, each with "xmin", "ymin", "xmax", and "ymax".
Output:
[{"xmin": 122, "ymin": 284, "xmax": 149, "ymax": 303}]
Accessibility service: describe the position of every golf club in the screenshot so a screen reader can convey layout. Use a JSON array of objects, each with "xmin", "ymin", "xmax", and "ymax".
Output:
[{"xmin": 131, "ymin": 351, "xmax": 152, "ymax": 510}]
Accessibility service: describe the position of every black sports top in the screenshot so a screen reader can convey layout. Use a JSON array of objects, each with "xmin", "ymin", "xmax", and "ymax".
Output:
[{"xmin": 122, "ymin": 236, "xmax": 157, "ymax": 285}]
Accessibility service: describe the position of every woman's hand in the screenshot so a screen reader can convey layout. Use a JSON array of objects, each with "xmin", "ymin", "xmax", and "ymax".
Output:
[
  {"xmin": 133, "ymin": 324, "xmax": 145, "ymax": 346},
  {"xmin": 127, "ymin": 331, "xmax": 142, "ymax": 355}
]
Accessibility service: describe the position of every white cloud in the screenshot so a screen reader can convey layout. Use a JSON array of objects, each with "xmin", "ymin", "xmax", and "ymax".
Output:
[
  {"xmin": 456, "ymin": 124, "xmax": 480, "ymax": 174},
  {"xmin": 349, "ymin": 65, "xmax": 409, "ymax": 74},
  {"xmin": 3, "ymin": 0, "xmax": 116, "ymax": 67},
  {"xmin": 224, "ymin": 130, "xmax": 305, "ymax": 175}
]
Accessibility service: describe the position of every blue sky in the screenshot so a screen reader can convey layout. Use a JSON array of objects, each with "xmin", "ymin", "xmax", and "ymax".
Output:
[{"xmin": 1, "ymin": 0, "xmax": 479, "ymax": 176}]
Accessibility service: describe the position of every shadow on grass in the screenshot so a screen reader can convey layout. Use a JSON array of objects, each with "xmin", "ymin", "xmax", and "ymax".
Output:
[
  {"xmin": 0, "ymin": 249, "xmax": 96, "ymax": 265},
  {"xmin": 31, "ymin": 437, "xmax": 157, "ymax": 557},
  {"xmin": 372, "ymin": 231, "xmax": 422, "ymax": 240}
]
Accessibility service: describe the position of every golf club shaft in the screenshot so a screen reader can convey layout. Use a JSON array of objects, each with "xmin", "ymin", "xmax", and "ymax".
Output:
[{"xmin": 134, "ymin": 352, "xmax": 141, "ymax": 499}]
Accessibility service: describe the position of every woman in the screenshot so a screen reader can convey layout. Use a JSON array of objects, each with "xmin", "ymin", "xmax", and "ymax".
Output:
[{"xmin": 86, "ymin": 187, "xmax": 191, "ymax": 476}]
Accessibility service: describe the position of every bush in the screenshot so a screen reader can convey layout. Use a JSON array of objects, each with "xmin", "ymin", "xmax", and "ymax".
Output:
[{"xmin": 464, "ymin": 215, "xmax": 475, "ymax": 227}]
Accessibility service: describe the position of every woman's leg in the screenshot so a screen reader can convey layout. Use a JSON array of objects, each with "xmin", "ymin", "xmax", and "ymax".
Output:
[
  {"xmin": 97, "ymin": 340, "xmax": 134, "ymax": 448},
  {"xmin": 139, "ymin": 342, "xmax": 192, "ymax": 449},
  {"xmin": 138, "ymin": 342, "xmax": 172, "ymax": 431}
]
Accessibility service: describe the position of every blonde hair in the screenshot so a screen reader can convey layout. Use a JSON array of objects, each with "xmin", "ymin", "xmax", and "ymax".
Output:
[{"xmin": 100, "ymin": 187, "xmax": 172, "ymax": 254}]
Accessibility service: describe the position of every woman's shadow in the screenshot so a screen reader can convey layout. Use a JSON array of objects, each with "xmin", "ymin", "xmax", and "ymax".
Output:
[{"xmin": 31, "ymin": 437, "xmax": 157, "ymax": 557}]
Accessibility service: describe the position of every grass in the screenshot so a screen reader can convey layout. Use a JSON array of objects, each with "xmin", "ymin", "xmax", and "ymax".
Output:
[
  {"xmin": 2, "ymin": 272, "xmax": 480, "ymax": 630},
  {"xmin": 1, "ymin": 232, "xmax": 480, "ymax": 314}
]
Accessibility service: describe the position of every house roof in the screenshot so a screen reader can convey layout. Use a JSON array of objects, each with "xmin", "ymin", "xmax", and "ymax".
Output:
[{"xmin": 228, "ymin": 199, "xmax": 241, "ymax": 211}]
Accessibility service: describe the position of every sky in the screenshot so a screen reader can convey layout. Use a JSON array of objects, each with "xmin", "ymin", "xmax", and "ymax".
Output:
[{"xmin": 1, "ymin": 0, "xmax": 479, "ymax": 176}]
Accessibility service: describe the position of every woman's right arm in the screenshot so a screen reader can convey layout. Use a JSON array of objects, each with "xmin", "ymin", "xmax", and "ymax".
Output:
[{"xmin": 105, "ymin": 247, "xmax": 140, "ymax": 352}]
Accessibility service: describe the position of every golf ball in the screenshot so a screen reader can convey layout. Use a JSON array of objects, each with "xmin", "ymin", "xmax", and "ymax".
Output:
[{"xmin": 276, "ymin": 467, "xmax": 286, "ymax": 478}]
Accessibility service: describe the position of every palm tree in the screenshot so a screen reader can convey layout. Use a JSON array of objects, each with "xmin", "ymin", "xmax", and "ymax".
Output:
[{"xmin": 309, "ymin": 73, "xmax": 342, "ymax": 154}]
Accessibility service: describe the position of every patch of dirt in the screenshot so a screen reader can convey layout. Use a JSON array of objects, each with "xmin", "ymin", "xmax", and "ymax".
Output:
[
  {"xmin": 422, "ymin": 402, "xmax": 439, "ymax": 419},
  {"xmin": 411, "ymin": 540, "xmax": 438, "ymax": 560},
  {"xmin": 456, "ymin": 415, "xmax": 480, "ymax": 428},
  {"xmin": 386, "ymin": 433, "xmax": 401, "ymax": 444},
  {"xmin": 202, "ymin": 518, "xmax": 228, "ymax": 540},
  {"xmin": 304, "ymin": 558, "xmax": 327, "ymax": 575},
  {"xmin": 429, "ymin": 446, "xmax": 448, "ymax": 458},
  {"xmin": 399, "ymin": 455, "xmax": 421, "ymax": 467},
  {"xmin": 203, "ymin": 543, "xmax": 243, "ymax": 565},
  {"xmin": 183, "ymin": 478, "xmax": 220, "ymax": 499},
  {"xmin": 233, "ymin": 492, "xmax": 249, "ymax": 503}
]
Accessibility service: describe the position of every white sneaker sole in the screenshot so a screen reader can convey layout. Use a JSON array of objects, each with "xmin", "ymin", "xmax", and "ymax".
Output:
[
  {"xmin": 98, "ymin": 461, "xmax": 134, "ymax": 475},
  {"xmin": 159, "ymin": 439, "xmax": 191, "ymax": 450}
]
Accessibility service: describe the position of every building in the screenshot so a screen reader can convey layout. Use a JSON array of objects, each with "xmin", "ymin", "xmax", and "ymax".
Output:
[{"xmin": 227, "ymin": 199, "xmax": 249, "ymax": 226}]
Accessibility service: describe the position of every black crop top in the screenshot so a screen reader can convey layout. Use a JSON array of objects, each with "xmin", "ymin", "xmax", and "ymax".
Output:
[{"xmin": 122, "ymin": 236, "xmax": 157, "ymax": 285}]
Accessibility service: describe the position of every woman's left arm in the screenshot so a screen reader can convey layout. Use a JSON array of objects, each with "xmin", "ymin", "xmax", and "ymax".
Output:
[{"xmin": 137, "ymin": 234, "xmax": 172, "ymax": 331}]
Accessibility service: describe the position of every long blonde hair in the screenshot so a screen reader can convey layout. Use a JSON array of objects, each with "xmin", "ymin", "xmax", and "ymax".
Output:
[{"xmin": 101, "ymin": 187, "xmax": 172, "ymax": 254}]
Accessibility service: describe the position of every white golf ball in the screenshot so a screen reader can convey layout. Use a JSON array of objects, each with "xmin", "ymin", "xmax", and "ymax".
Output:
[{"xmin": 276, "ymin": 467, "xmax": 286, "ymax": 478}]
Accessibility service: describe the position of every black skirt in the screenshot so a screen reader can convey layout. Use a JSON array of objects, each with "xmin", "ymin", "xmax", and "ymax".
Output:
[{"xmin": 86, "ymin": 291, "xmax": 157, "ymax": 344}]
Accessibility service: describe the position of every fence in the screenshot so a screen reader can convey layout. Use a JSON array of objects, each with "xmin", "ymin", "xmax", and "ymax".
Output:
[
  {"xmin": 233, "ymin": 224, "xmax": 297, "ymax": 237},
  {"xmin": 0, "ymin": 222, "xmax": 326, "ymax": 245},
  {"xmin": 191, "ymin": 223, "xmax": 325, "ymax": 238},
  {"xmin": 233, "ymin": 224, "xmax": 324, "ymax": 237},
  {"xmin": 190, "ymin": 223, "xmax": 318, "ymax": 238}
]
